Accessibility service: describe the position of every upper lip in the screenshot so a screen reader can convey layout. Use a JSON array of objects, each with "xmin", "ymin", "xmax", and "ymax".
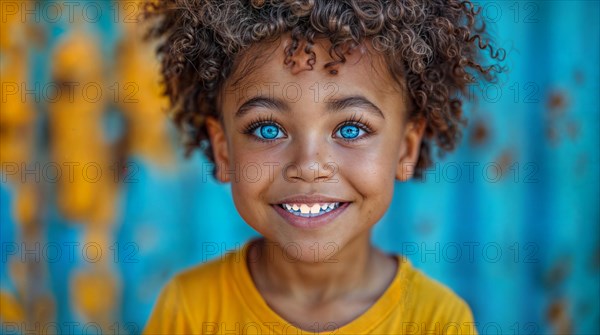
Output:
[{"xmin": 272, "ymin": 195, "xmax": 349, "ymax": 205}]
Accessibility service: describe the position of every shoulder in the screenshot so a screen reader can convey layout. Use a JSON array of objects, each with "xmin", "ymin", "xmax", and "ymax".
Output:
[
  {"xmin": 143, "ymin": 249, "xmax": 244, "ymax": 335},
  {"xmin": 400, "ymin": 260, "xmax": 477, "ymax": 334},
  {"xmin": 167, "ymin": 247, "xmax": 246, "ymax": 306},
  {"xmin": 175, "ymin": 251, "xmax": 237, "ymax": 289},
  {"xmin": 407, "ymin": 266, "xmax": 471, "ymax": 310}
]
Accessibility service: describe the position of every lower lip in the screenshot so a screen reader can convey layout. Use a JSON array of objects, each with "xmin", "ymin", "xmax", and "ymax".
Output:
[{"xmin": 271, "ymin": 202, "xmax": 351, "ymax": 229}]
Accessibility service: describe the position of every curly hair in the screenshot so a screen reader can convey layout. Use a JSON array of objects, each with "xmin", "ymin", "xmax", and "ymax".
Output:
[{"xmin": 142, "ymin": 0, "xmax": 505, "ymax": 180}]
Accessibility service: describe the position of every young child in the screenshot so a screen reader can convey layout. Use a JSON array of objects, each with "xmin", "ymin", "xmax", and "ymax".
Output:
[{"xmin": 142, "ymin": 0, "xmax": 502, "ymax": 334}]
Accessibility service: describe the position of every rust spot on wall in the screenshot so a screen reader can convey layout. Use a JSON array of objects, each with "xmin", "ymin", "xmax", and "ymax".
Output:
[
  {"xmin": 545, "ymin": 90, "xmax": 568, "ymax": 146},
  {"xmin": 469, "ymin": 120, "xmax": 490, "ymax": 147},
  {"xmin": 547, "ymin": 91, "xmax": 568, "ymax": 118},
  {"xmin": 546, "ymin": 299, "xmax": 573, "ymax": 335},
  {"xmin": 495, "ymin": 149, "xmax": 514, "ymax": 179},
  {"xmin": 544, "ymin": 256, "xmax": 572, "ymax": 289}
]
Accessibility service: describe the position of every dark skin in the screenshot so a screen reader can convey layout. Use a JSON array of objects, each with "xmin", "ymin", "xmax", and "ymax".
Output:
[
  {"xmin": 206, "ymin": 33, "xmax": 425, "ymax": 332},
  {"xmin": 246, "ymin": 237, "xmax": 398, "ymax": 331}
]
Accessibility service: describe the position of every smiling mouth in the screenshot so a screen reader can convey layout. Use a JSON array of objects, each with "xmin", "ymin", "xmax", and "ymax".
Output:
[{"xmin": 277, "ymin": 202, "xmax": 346, "ymax": 218}]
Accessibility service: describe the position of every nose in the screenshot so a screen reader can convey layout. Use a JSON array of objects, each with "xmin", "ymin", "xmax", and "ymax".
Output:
[{"xmin": 284, "ymin": 132, "xmax": 337, "ymax": 183}]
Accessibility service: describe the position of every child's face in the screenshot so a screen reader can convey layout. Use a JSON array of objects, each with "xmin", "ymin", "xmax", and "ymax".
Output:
[{"xmin": 206, "ymin": 34, "xmax": 425, "ymax": 262}]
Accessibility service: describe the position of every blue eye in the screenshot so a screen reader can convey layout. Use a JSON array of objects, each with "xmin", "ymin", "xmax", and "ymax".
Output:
[
  {"xmin": 336, "ymin": 124, "xmax": 364, "ymax": 139},
  {"xmin": 253, "ymin": 123, "xmax": 285, "ymax": 140}
]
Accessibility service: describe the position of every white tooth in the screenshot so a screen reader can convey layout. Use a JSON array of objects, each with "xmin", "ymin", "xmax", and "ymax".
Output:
[
  {"xmin": 292, "ymin": 204, "xmax": 299, "ymax": 211},
  {"xmin": 327, "ymin": 203, "xmax": 335, "ymax": 209},
  {"xmin": 320, "ymin": 204, "xmax": 328, "ymax": 210},
  {"xmin": 300, "ymin": 204, "xmax": 310, "ymax": 214},
  {"xmin": 310, "ymin": 204, "xmax": 321, "ymax": 214},
  {"xmin": 284, "ymin": 204, "xmax": 292, "ymax": 210}
]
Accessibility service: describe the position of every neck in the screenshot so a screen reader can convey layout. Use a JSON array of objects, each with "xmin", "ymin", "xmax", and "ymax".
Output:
[{"xmin": 249, "ymin": 233, "xmax": 380, "ymax": 306}]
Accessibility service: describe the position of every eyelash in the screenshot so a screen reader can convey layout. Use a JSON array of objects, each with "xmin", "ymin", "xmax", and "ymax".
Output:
[
  {"xmin": 337, "ymin": 114, "xmax": 375, "ymax": 143},
  {"xmin": 240, "ymin": 114, "xmax": 284, "ymax": 143},
  {"xmin": 240, "ymin": 113, "xmax": 375, "ymax": 143}
]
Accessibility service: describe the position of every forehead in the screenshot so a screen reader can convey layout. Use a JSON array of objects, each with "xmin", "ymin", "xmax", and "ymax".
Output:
[{"xmin": 221, "ymin": 34, "xmax": 407, "ymax": 107}]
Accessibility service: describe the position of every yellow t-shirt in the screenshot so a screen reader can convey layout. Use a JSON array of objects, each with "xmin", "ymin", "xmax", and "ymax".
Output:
[{"xmin": 143, "ymin": 239, "xmax": 478, "ymax": 335}]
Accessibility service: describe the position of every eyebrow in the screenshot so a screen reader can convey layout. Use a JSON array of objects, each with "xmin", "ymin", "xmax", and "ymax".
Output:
[
  {"xmin": 234, "ymin": 95, "xmax": 385, "ymax": 119},
  {"xmin": 326, "ymin": 96, "xmax": 385, "ymax": 119},
  {"xmin": 235, "ymin": 96, "xmax": 290, "ymax": 118}
]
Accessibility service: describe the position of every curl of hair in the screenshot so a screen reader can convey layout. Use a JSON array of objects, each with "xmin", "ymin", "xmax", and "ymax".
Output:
[{"xmin": 143, "ymin": 0, "xmax": 506, "ymax": 180}]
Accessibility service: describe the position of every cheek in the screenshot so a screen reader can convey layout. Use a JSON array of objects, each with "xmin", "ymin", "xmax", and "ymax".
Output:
[
  {"xmin": 230, "ymin": 178, "xmax": 270, "ymax": 233},
  {"xmin": 337, "ymin": 143, "xmax": 397, "ymax": 222},
  {"xmin": 346, "ymin": 156, "xmax": 394, "ymax": 199},
  {"xmin": 339, "ymin": 141, "xmax": 398, "ymax": 190},
  {"xmin": 228, "ymin": 149, "xmax": 275, "ymax": 220},
  {"xmin": 231, "ymin": 145, "xmax": 282, "ymax": 184}
]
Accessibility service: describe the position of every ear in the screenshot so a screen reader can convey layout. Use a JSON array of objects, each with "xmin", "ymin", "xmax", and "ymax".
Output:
[
  {"xmin": 395, "ymin": 118, "xmax": 426, "ymax": 182},
  {"xmin": 205, "ymin": 116, "xmax": 231, "ymax": 183}
]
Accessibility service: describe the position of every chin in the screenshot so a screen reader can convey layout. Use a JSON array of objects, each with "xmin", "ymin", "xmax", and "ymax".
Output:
[{"xmin": 261, "ymin": 233, "xmax": 348, "ymax": 264}]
